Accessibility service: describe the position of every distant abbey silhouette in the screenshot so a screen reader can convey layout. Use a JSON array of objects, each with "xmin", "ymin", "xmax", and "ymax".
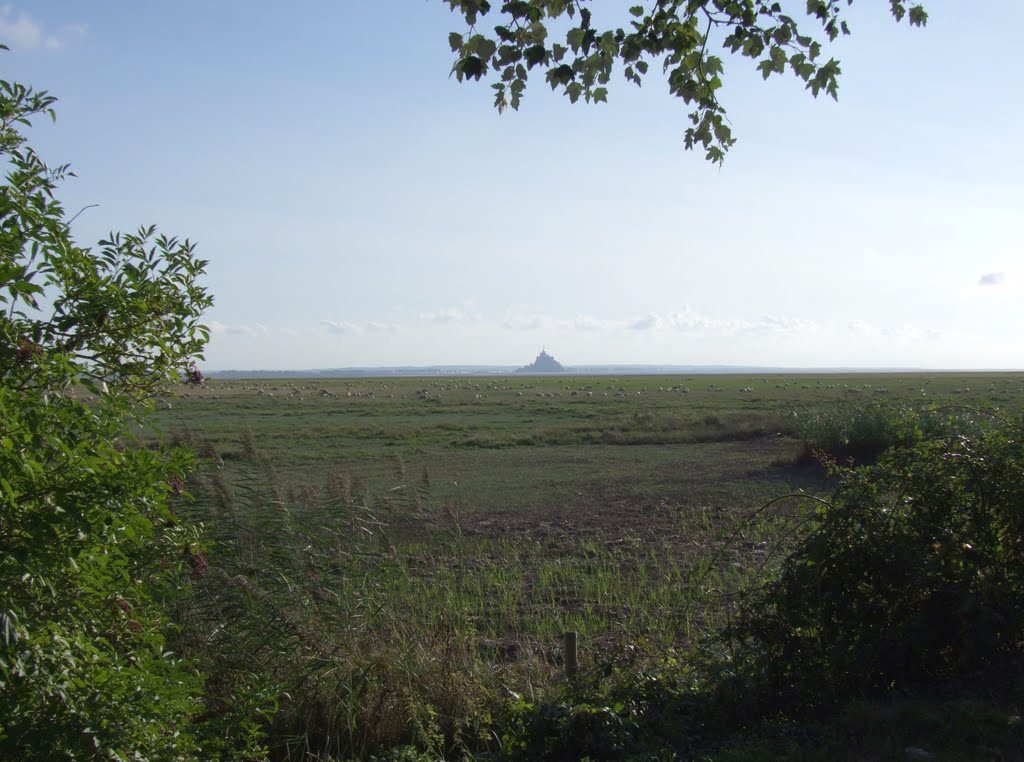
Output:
[{"xmin": 516, "ymin": 348, "xmax": 565, "ymax": 373}]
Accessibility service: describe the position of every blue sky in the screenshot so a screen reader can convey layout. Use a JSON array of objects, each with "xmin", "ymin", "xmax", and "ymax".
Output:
[{"xmin": 5, "ymin": 1, "xmax": 1021, "ymax": 369}]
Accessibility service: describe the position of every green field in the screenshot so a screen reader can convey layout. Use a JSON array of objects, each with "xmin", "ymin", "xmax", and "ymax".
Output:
[
  {"xmin": 150, "ymin": 371, "xmax": 1020, "ymax": 506},
  {"xmin": 147, "ymin": 372, "xmax": 1024, "ymax": 759}
]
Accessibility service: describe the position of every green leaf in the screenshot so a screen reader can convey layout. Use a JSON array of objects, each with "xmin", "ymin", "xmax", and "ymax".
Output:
[
  {"xmin": 524, "ymin": 44, "xmax": 547, "ymax": 68},
  {"xmin": 459, "ymin": 56, "xmax": 486, "ymax": 81},
  {"xmin": 566, "ymin": 27, "xmax": 585, "ymax": 52}
]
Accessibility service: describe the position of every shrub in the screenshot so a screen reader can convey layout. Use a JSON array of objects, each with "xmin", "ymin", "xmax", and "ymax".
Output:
[
  {"xmin": 791, "ymin": 400, "xmax": 916, "ymax": 464},
  {"xmin": 737, "ymin": 411, "xmax": 1024, "ymax": 703},
  {"xmin": 0, "ymin": 69, "xmax": 257, "ymax": 759},
  {"xmin": 792, "ymin": 400, "xmax": 988, "ymax": 466}
]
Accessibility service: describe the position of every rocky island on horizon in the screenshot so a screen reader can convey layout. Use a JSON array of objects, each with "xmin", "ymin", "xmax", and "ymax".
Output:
[{"xmin": 515, "ymin": 349, "xmax": 566, "ymax": 374}]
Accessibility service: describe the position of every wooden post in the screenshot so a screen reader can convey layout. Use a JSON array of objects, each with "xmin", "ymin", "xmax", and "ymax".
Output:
[{"xmin": 564, "ymin": 630, "xmax": 578, "ymax": 680}]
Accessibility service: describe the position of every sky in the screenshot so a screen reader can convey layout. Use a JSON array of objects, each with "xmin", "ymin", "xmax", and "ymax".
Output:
[{"xmin": 4, "ymin": 1, "xmax": 1021, "ymax": 370}]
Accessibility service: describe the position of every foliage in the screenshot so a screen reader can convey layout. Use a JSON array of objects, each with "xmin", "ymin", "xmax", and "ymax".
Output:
[
  {"xmin": 445, "ymin": 0, "xmax": 928, "ymax": 162},
  {"xmin": 0, "ymin": 69, "xmax": 237, "ymax": 758},
  {"xmin": 792, "ymin": 399, "xmax": 912, "ymax": 464},
  {"xmin": 169, "ymin": 425, "xmax": 772, "ymax": 759},
  {"xmin": 158, "ymin": 378, "xmax": 1024, "ymax": 758},
  {"xmin": 172, "ymin": 439, "xmax": 492, "ymax": 760},
  {"xmin": 736, "ymin": 410, "xmax": 1024, "ymax": 704},
  {"xmin": 791, "ymin": 400, "xmax": 986, "ymax": 465},
  {"xmin": 489, "ymin": 653, "xmax": 709, "ymax": 761}
]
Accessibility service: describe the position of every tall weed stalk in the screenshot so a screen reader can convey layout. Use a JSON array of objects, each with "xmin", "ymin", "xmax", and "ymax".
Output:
[{"xmin": 173, "ymin": 437, "xmax": 496, "ymax": 760}]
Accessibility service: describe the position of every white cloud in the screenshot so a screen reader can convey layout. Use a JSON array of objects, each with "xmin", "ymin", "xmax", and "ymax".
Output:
[
  {"xmin": 571, "ymin": 315, "xmax": 605, "ymax": 332},
  {"xmin": 497, "ymin": 308, "xmax": 820, "ymax": 339},
  {"xmin": 418, "ymin": 307, "xmax": 479, "ymax": 325},
  {"xmin": 363, "ymin": 321, "xmax": 397, "ymax": 333},
  {"xmin": 226, "ymin": 323, "xmax": 270, "ymax": 338},
  {"xmin": 0, "ymin": 7, "xmax": 83, "ymax": 50},
  {"xmin": 979, "ymin": 272, "xmax": 1006, "ymax": 286},
  {"xmin": 209, "ymin": 320, "xmax": 271, "ymax": 338},
  {"xmin": 627, "ymin": 313, "xmax": 662, "ymax": 331},
  {"xmin": 320, "ymin": 319, "xmax": 359, "ymax": 335},
  {"xmin": 502, "ymin": 311, "xmax": 546, "ymax": 331},
  {"xmin": 880, "ymin": 325, "xmax": 941, "ymax": 341},
  {"xmin": 750, "ymin": 315, "xmax": 819, "ymax": 335},
  {"xmin": 842, "ymin": 320, "xmax": 940, "ymax": 342},
  {"xmin": 618, "ymin": 310, "xmax": 818, "ymax": 337},
  {"xmin": 664, "ymin": 309, "xmax": 713, "ymax": 332},
  {"xmin": 0, "ymin": 6, "xmax": 41, "ymax": 49},
  {"xmin": 320, "ymin": 319, "xmax": 397, "ymax": 335}
]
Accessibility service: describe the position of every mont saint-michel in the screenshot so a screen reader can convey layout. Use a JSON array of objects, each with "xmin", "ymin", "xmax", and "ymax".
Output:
[{"xmin": 515, "ymin": 349, "xmax": 565, "ymax": 374}]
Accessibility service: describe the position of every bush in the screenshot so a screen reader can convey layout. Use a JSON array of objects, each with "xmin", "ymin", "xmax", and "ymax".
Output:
[
  {"xmin": 738, "ymin": 411, "xmax": 1024, "ymax": 703},
  {"xmin": 792, "ymin": 400, "xmax": 988, "ymax": 466},
  {"xmin": 0, "ymin": 69, "xmax": 260, "ymax": 758},
  {"xmin": 791, "ymin": 400, "xmax": 916, "ymax": 464}
]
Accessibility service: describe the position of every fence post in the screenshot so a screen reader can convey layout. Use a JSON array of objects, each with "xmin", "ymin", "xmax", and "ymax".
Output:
[{"xmin": 564, "ymin": 630, "xmax": 578, "ymax": 680}]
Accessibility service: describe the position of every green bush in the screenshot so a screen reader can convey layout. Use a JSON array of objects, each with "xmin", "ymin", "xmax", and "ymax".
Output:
[
  {"xmin": 738, "ymin": 411, "xmax": 1024, "ymax": 703},
  {"xmin": 0, "ymin": 69, "xmax": 263, "ymax": 758},
  {"xmin": 791, "ymin": 400, "xmax": 916, "ymax": 464},
  {"xmin": 792, "ymin": 400, "xmax": 988, "ymax": 466}
]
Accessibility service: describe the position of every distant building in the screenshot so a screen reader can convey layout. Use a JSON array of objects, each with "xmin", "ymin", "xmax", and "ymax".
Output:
[{"xmin": 516, "ymin": 349, "xmax": 565, "ymax": 373}]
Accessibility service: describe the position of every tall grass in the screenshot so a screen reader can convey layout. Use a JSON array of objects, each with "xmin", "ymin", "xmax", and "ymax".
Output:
[
  {"xmin": 167, "ymin": 433, "xmax": 807, "ymax": 760},
  {"xmin": 153, "ymin": 382, "xmax": 1024, "ymax": 760},
  {"xmin": 791, "ymin": 400, "xmax": 990, "ymax": 465}
]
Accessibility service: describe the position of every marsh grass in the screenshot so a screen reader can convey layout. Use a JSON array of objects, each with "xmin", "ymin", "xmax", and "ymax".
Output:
[
  {"xmin": 168, "ymin": 431, "xmax": 811, "ymax": 759},
  {"xmin": 790, "ymin": 398, "xmax": 999, "ymax": 466},
  {"xmin": 154, "ymin": 373, "xmax": 1024, "ymax": 759}
]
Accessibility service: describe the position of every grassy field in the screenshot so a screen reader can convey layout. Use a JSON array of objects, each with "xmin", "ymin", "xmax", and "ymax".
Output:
[
  {"xmin": 148, "ymin": 371, "xmax": 1020, "ymax": 506},
  {"xmin": 143, "ymin": 372, "xmax": 1024, "ymax": 759}
]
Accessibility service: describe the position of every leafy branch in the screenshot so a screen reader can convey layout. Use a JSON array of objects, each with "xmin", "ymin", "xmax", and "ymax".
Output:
[{"xmin": 445, "ymin": 0, "xmax": 928, "ymax": 162}]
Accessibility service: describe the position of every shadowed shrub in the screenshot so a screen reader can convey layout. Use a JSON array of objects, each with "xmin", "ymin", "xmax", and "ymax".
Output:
[
  {"xmin": 792, "ymin": 401, "xmax": 986, "ymax": 465},
  {"xmin": 736, "ymin": 410, "xmax": 1024, "ymax": 704}
]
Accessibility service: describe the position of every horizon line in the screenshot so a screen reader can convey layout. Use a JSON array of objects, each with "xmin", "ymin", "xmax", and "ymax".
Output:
[{"xmin": 204, "ymin": 363, "xmax": 1023, "ymax": 376}]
